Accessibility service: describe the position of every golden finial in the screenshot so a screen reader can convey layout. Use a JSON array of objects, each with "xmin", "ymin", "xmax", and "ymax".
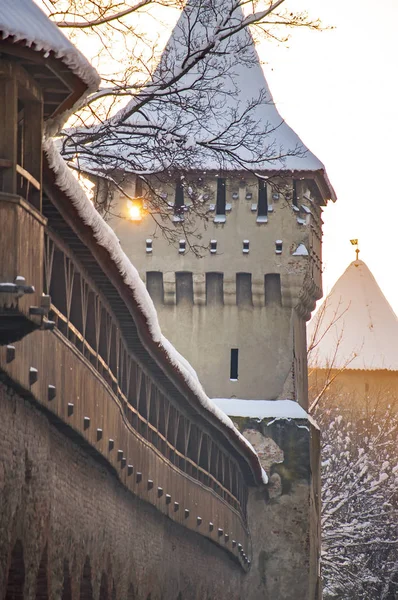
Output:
[{"xmin": 350, "ymin": 239, "xmax": 360, "ymax": 261}]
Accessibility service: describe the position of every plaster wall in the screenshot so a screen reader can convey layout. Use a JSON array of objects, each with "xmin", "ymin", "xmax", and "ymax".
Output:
[
  {"xmin": 309, "ymin": 368, "xmax": 398, "ymax": 413},
  {"xmin": 107, "ymin": 176, "xmax": 322, "ymax": 404}
]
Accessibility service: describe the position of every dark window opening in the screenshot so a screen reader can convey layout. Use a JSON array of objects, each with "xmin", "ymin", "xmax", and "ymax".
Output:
[
  {"xmin": 174, "ymin": 179, "xmax": 184, "ymax": 213},
  {"xmin": 242, "ymin": 240, "xmax": 249, "ymax": 254},
  {"xmin": 216, "ymin": 178, "xmax": 226, "ymax": 215},
  {"xmin": 179, "ymin": 239, "xmax": 186, "ymax": 254},
  {"xmin": 206, "ymin": 273, "xmax": 223, "ymax": 305},
  {"xmin": 210, "ymin": 240, "xmax": 217, "ymax": 254},
  {"xmin": 264, "ymin": 274, "xmax": 282, "ymax": 306},
  {"xmin": 236, "ymin": 273, "xmax": 252, "ymax": 306},
  {"xmin": 146, "ymin": 239, "xmax": 152, "ymax": 253},
  {"xmin": 146, "ymin": 272, "xmax": 164, "ymax": 304},
  {"xmin": 292, "ymin": 180, "xmax": 298, "ymax": 207},
  {"xmin": 230, "ymin": 349, "xmax": 239, "ymax": 380},
  {"xmin": 135, "ymin": 175, "xmax": 143, "ymax": 197},
  {"xmin": 176, "ymin": 272, "xmax": 193, "ymax": 304},
  {"xmin": 258, "ymin": 179, "xmax": 268, "ymax": 216}
]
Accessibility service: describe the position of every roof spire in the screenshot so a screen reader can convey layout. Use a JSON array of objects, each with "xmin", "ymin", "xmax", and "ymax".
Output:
[{"xmin": 350, "ymin": 239, "xmax": 360, "ymax": 262}]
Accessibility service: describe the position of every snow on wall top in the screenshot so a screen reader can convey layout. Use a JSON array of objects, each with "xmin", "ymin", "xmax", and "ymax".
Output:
[
  {"xmin": 0, "ymin": 0, "xmax": 100, "ymax": 99},
  {"xmin": 308, "ymin": 260, "xmax": 398, "ymax": 371},
  {"xmin": 43, "ymin": 137, "xmax": 266, "ymax": 484},
  {"xmin": 212, "ymin": 398, "xmax": 309, "ymax": 420},
  {"xmin": 113, "ymin": 0, "xmax": 328, "ymax": 174}
]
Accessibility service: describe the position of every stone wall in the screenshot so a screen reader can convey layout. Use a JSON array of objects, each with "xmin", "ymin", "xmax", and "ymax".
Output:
[
  {"xmin": 0, "ymin": 382, "xmax": 249, "ymax": 600},
  {"xmin": 239, "ymin": 416, "xmax": 322, "ymax": 600}
]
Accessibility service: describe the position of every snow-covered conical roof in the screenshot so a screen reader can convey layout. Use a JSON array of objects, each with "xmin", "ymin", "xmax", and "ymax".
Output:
[
  {"xmin": 0, "ymin": 0, "xmax": 100, "ymax": 95},
  {"xmin": 308, "ymin": 260, "xmax": 398, "ymax": 371},
  {"xmin": 109, "ymin": 0, "xmax": 334, "ymax": 192}
]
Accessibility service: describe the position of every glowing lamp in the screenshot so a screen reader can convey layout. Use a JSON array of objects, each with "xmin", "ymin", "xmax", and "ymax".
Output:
[{"xmin": 127, "ymin": 198, "xmax": 143, "ymax": 222}]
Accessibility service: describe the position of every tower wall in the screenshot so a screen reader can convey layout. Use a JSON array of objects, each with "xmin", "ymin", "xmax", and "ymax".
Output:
[{"xmin": 107, "ymin": 175, "xmax": 323, "ymax": 407}]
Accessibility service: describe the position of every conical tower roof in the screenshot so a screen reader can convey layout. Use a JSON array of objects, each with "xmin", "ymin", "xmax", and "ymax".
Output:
[
  {"xmin": 101, "ymin": 0, "xmax": 334, "ymax": 195},
  {"xmin": 308, "ymin": 260, "xmax": 398, "ymax": 371}
]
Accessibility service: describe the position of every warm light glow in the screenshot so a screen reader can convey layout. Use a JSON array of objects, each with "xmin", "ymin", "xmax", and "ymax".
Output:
[{"xmin": 127, "ymin": 199, "xmax": 143, "ymax": 221}]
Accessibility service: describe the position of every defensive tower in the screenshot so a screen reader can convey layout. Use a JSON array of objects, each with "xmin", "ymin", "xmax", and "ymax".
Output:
[{"xmin": 103, "ymin": 0, "xmax": 336, "ymax": 408}]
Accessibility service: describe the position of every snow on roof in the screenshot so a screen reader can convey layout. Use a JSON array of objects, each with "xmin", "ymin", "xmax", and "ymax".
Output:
[
  {"xmin": 43, "ymin": 137, "xmax": 266, "ymax": 484},
  {"xmin": 0, "ymin": 0, "xmax": 100, "ymax": 100},
  {"xmin": 308, "ymin": 260, "xmax": 398, "ymax": 371},
  {"xmin": 98, "ymin": 0, "xmax": 332, "ymax": 181},
  {"xmin": 212, "ymin": 398, "xmax": 309, "ymax": 420}
]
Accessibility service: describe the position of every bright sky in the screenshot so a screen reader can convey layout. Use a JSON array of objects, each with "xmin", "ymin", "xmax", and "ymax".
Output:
[
  {"xmin": 260, "ymin": 0, "xmax": 398, "ymax": 315},
  {"xmin": 38, "ymin": 0, "xmax": 398, "ymax": 314}
]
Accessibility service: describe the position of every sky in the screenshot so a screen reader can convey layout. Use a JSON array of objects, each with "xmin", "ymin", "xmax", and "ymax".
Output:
[
  {"xmin": 259, "ymin": 0, "xmax": 398, "ymax": 315},
  {"xmin": 37, "ymin": 0, "xmax": 398, "ymax": 314}
]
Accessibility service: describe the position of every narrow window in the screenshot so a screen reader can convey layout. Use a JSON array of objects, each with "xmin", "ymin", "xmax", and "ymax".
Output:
[
  {"xmin": 236, "ymin": 273, "xmax": 252, "ymax": 306},
  {"xmin": 216, "ymin": 178, "xmax": 226, "ymax": 214},
  {"xmin": 176, "ymin": 272, "xmax": 193, "ymax": 304},
  {"xmin": 175, "ymin": 179, "xmax": 184, "ymax": 212},
  {"xmin": 146, "ymin": 272, "xmax": 164, "ymax": 304},
  {"xmin": 230, "ymin": 349, "xmax": 239, "ymax": 381},
  {"xmin": 258, "ymin": 179, "xmax": 268, "ymax": 216},
  {"xmin": 146, "ymin": 239, "xmax": 152, "ymax": 253},
  {"xmin": 135, "ymin": 175, "xmax": 143, "ymax": 197},
  {"xmin": 179, "ymin": 239, "xmax": 186, "ymax": 254},
  {"xmin": 210, "ymin": 240, "xmax": 217, "ymax": 254},
  {"xmin": 242, "ymin": 240, "xmax": 249, "ymax": 254},
  {"xmin": 206, "ymin": 273, "xmax": 223, "ymax": 305},
  {"xmin": 264, "ymin": 274, "xmax": 282, "ymax": 306},
  {"xmin": 292, "ymin": 180, "xmax": 298, "ymax": 207},
  {"xmin": 275, "ymin": 240, "xmax": 282, "ymax": 254}
]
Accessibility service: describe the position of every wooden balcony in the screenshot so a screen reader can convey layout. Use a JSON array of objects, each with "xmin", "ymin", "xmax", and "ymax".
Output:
[{"xmin": 0, "ymin": 193, "xmax": 47, "ymax": 343}]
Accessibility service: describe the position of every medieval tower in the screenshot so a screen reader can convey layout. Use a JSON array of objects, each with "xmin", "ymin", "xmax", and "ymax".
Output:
[{"xmin": 104, "ymin": 1, "xmax": 336, "ymax": 409}]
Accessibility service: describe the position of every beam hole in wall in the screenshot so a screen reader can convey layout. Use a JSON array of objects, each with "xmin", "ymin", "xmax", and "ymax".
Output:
[
  {"xmin": 230, "ymin": 348, "xmax": 239, "ymax": 381},
  {"xmin": 146, "ymin": 272, "xmax": 164, "ymax": 304},
  {"xmin": 264, "ymin": 274, "xmax": 282, "ymax": 306},
  {"xmin": 206, "ymin": 273, "xmax": 223, "ymax": 305},
  {"xmin": 5, "ymin": 540, "xmax": 25, "ymax": 600},
  {"xmin": 236, "ymin": 273, "xmax": 252, "ymax": 306},
  {"xmin": 176, "ymin": 272, "xmax": 193, "ymax": 304}
]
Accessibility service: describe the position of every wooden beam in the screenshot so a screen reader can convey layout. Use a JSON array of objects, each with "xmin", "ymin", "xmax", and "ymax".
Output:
[
  {"xmin": 16, "ymin": 164, "xmax": 41, "ymax": 190},
  {"xmin": 0, "ymin": 75, "xmax": 17, "ymax": 194},
  {"xmin": 0, "ymin": 58, "xmax": 43, "ymax": 102}
]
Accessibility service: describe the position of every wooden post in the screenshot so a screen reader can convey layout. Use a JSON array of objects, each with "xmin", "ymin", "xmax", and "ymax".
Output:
[
  {"xmin": 0, "ymin": 73, "xmax": 17, "ymax": 194},
  {"xmin": 23, "ymin": 100, "xmax": 43, "ymax": 211}
]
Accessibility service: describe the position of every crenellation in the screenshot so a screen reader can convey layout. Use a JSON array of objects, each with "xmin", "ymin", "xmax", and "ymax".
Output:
[{"xmin": 108, "ymin": 171, "xmax": 326, "ymax": 400}]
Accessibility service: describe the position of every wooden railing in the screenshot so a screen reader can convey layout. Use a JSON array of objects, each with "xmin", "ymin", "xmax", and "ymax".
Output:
[
  {"xmin": 44, "ymin": 229, "xmax": 248, "ymax": 518},
  {"xmin": 0, "ymin": 159, "xmax": 41, "ymax": 207}
]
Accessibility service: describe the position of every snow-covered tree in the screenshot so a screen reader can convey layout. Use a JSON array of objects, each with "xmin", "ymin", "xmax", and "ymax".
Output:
[
  {"xmin": 38, "ymin": 0, "xmax": 322, "ymax": 232},
  {"xmin": 315, "ymin": 402, "xmax": 398, "ymax": 599}
]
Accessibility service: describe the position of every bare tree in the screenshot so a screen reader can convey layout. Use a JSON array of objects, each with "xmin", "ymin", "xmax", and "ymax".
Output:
[{"xmin": 38, "ymin": 0, "xmax": 323, "ymax": 241}]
